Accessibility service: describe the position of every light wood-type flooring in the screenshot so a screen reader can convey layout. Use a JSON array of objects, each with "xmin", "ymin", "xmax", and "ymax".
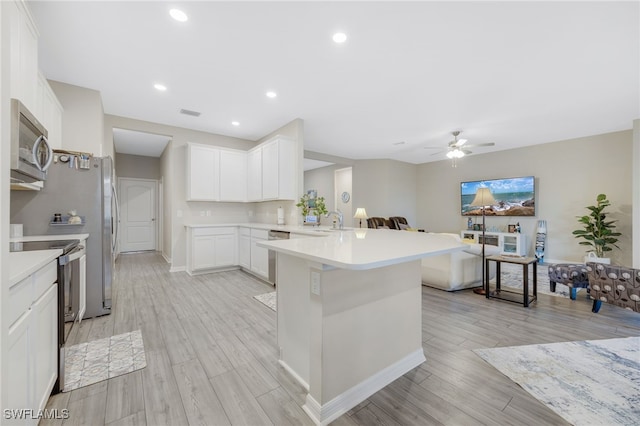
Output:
[{"xmin": 43, "ymin": 252, "xmax": 640, "ymax": 425}]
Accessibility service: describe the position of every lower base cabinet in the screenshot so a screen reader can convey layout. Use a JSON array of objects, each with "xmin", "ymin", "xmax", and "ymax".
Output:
[
  {"xmin": 7, "ymin": 260, "xmax": 58, "ymax": 426},
  {"xmin": 186, "ymin": 227, "xmax": 238, "ymax": 275},
  {"xmin": 187, "ymin": 226, "xmax": 271, "ymax": 280}
]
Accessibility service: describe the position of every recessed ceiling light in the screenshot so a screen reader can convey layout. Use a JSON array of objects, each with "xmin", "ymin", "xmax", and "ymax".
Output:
[
  {"xmin": 333, "ymin": 32, "xmax": 347, "ymax": 43},
  {"xmin": 154, "ymin": 83, "xmax": 167, "ymax": 91},
  {"xmin": 231, "ymin": 121, "xmax": 240, "ymax": 126},
  {"xmin": 169, "ymin": 8, "xmax": 188, "ymax": 22},
  {"xmin": 266, "ymin": 91, "xmax": 277, "ymax": 98}
]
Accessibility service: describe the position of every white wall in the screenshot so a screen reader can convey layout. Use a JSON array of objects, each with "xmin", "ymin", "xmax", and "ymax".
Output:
[
  {"xmin": 115, "ymin": 153, "xmax": 161, "ymax": 180},
  {"xmin": 352, "ymin": 159, "xmax": 418, "ymax": 226},
  {"xmin": 417, "ymin": 130, "xmax": 633, "ymax": 265}
]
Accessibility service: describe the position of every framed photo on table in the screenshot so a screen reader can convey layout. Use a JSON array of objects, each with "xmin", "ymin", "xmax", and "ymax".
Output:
[{"xmin": 508, "ymin": 224, "xmax": 517, "ymax": 233}]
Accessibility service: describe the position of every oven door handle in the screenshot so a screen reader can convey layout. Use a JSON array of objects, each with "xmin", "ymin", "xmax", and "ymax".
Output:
[{"xmin": 67, "ymin": 245, "xmax": 86, "ymax": 262}]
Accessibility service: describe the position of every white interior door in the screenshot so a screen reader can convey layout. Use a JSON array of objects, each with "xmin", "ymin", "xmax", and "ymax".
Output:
[{"xmin": 119, "ymin": 178, "xmax": 157, "ymax": 252}]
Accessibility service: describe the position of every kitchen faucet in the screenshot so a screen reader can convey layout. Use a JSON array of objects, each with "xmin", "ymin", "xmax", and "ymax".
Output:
[{"xmin": 326, "ymin": 209, "xmax": 344, "ymax": 230}]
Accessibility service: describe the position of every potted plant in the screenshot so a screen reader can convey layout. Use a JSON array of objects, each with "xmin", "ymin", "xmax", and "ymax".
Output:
[
  {"xmin": 572, "ymin": 193, "xmax": 621, "ymax": 263},
  {"xmin": 296, "ymin": 193, "xmax": 328, "ymax": 225}
]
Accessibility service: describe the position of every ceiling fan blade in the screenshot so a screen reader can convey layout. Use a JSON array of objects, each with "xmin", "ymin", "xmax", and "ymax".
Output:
[
  {"xmin": 456, "ymin": 139, "xmax": 468, "ymax": 147},
  {"xmin": 461, "ymin": 149, "xmax": 472, "ymax": 155},
  {"xmin": 463, "ymin": 142, "xmax": 495, "ymax": 149},
  {"xmin": 430, "ymin": 150, "xmax": 446, "ymax": 156},
  {"xmin": 423, "ymin": 146, "xmax": 443, "ymax": 149}
]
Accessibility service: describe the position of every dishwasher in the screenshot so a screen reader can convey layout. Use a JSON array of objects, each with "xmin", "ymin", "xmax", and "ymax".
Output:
[{"xmin": 268, "ymin": 230, "xmax": 290, "ymax": 285}]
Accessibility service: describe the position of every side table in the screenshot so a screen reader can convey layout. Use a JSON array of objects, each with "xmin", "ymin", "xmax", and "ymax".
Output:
[{"xmin": 485, "ymin": 255, "xmax": 537, "ymax": 307}]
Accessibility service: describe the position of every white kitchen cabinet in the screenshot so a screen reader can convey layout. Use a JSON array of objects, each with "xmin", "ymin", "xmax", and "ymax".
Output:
[
  {"xmin": 250, "ymin": 229, "xmax": 269, "ymax": 279},
  {"xmin": 40, "ymin": 74, "xmax": 63, "ymax": 149},
  {"xmin": 8, "ymin": 0, "xmax": 40, "ymax": 113},
  {"xmin": 238, "ymin": 228, "xmax": 251, "ymax": 269},
  {"xmin": 32, "ymin": 284, "xmax": 58, "ymax": 413},
  {"xmin": 7, "ymin": 259, "xmax": 58, "ymax": 423},
  {"xmin": 7, "ymin": 310, "xmax": 34, "ymax": 424},
  {"xmin": 246, "ymin": 147, "xmax": 262, "ymax": 201},
  {"xmin": 186, "ymin": 227, "xmax": 238, "ymax": 275},
  {"xmin": 220, "ymin": 149, "xmax": 247, "ymax": 201},
  {"xmin": 261, "ymin": 137, "xmax": 297, "ymax": 201},
  {"xmin": 186, "ymin": 143, "xmax": 220, "ymax": 201}
]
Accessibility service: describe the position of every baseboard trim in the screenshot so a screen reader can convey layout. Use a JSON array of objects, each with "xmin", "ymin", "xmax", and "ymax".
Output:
[
  {"xmin": 161, "ymin": 252, "xmax": 171, "ymax": 264},
  {"xmin": 278, "ymin": 359, "xmax": 310, "ymax": 392},
  {"xmin": 302, "ymin": 348, "xmax": 425, "ymax": 425},
  {"xmin": 169, "ymin": 265, "xmax": 185, "ymax": 273}
]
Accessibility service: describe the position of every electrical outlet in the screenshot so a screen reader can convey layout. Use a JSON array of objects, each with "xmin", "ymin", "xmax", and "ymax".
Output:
[
  {"xmin": 311, "ymin": 271, "xmax": 321, "ymax": 295},
  {"xmin": 206, "ymin": 210, "xmax": 211, "ymax": 216}
]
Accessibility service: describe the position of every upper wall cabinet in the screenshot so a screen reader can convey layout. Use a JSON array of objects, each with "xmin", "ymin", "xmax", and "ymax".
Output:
[
  {"xmin": 186, "ymin": 143, "xmax": 221, "ymax": 201},
  {"xmin": 220, "ymin": 149, "xmax": 247, "ymax": 202},
  {"xmin": 186, "ymin": 135, "xmax": 297, "ymax": 203},
  {"xmin": 37, "ymin": 73, "xmax": 63, "ymax": 150},
  {"xmin": 246, "ymin": 147, "xmax": 262, "ymax": 202},
  {"xmin": 8, "ymin": 0, "xmax": 39, "ymax": 113},
  {"xmin": 186, "ymin": 143, "xmax": 248, "ymax": 202},
  {"xmin": 261, "ymin": 137, "xmax": 296, "ymax": 201}
]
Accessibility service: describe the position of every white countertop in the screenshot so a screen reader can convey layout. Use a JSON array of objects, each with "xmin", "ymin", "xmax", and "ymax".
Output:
[
  {"xmin": 184, "ymin": 222, "xmax": 346, "ymax": 237},
  {"xmin": 9, "ymin": 249, "xmax": 62, "ymax": 286},
  {"xmin": 257, "ymin": 229, "xmax": 466, "ymax": 270},
  {"xmin": 10, "ymin": 233, "xmax": 90, "ymax": 243}
]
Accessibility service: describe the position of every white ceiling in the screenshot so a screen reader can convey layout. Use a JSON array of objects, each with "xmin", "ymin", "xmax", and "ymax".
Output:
[
  {"xmin": 29, "ymin": 1, "xmax": 639, "ymax": 164},
  {"xmin": 112, "ymin": 128, "xmax": 171, "ymax": 157}
]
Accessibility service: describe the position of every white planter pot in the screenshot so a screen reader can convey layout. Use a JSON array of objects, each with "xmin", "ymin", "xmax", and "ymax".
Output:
[{"xmin": 584, "ymin": 252, "xmax": 611, "ymax": 264}]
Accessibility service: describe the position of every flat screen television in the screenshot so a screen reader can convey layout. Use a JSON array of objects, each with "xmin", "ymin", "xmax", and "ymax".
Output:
[{"xmin": 461, "ymin": 176, "xmax": 535, "ymax": 216}]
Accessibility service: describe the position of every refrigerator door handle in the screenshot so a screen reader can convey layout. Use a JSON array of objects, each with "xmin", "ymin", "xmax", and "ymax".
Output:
[{"xmin": 112, "ymin": 182, "xmax": 120, "ymax": 254}]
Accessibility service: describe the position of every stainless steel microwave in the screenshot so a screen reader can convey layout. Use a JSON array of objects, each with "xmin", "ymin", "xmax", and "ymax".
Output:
[{"xmin": 10, "ymin": 98, "xmax": 53, "ymax": 183}]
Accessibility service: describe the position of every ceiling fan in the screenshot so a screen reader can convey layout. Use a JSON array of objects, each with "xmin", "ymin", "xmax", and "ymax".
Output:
[{"xmin": 424, "ymin": 131, "xmax": 495, "ymax": 166}]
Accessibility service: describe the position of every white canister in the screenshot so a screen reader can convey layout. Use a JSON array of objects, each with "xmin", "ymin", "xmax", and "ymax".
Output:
[
  {"xmin": 10, "ymin": 224, "xmax": 23, "ymax": 238},
  {"xmin": 277, "ymin": 207, "xmax": 285, "ymax": 225}
]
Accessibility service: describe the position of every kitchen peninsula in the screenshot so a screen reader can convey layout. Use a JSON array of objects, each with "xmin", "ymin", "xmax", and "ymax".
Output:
[{"xmin": 258, "ymin": 229, "xmax": 465, "ymax": 425}]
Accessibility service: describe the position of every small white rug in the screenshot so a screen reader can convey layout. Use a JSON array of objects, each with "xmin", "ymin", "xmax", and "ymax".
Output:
[
  {"xmin": 496, "ymin": 262, "xmax": 582, "ymax": 298},
  {"xmin": 253, "ymin": 291, "xmax": 276, "ymax": 311},
  {"xmin": 64, "ymin": 329, "xmax": 146, "ymax": 392},
  {"xmin": 474, "ymin": 336, "xmax": 640, "ymax": 426}
]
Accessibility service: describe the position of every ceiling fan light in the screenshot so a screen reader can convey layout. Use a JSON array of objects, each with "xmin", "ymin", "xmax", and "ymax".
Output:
[{"xmin": 447, "ymin": 148, "xmax": 464, "ymax": 159}]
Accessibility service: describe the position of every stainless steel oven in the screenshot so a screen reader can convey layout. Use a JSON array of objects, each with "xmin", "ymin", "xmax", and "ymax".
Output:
[{"xmin": 10, "ymin": 98, "xmax": 53, "ymax": 183}]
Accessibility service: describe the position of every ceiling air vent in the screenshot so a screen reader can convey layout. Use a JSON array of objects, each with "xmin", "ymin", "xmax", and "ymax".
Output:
[{"xmin": 179, "ymin": 108, "xmax": 201, "ymax": 117}]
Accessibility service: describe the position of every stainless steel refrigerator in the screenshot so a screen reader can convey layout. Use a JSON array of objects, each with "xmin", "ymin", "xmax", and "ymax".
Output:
[{"xmin": 10, "ymin": 156, "xmax": 117, "ymax": 318}]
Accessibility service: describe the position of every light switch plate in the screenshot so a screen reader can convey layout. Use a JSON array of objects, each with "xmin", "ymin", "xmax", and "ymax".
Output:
[{"xmin": 311, "ymin": 271, "xmax": 321, "ymax": 295}]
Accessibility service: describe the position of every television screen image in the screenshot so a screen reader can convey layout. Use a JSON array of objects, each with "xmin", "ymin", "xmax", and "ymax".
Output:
[{"xmin": 461, "ymin": 176, "xmax": 535, "ymax": 216}]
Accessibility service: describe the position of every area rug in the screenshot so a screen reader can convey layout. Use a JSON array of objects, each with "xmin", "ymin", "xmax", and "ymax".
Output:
[
  {"xmin": 64, "ymin": 329, "xmax": 146, "ymax": 392},
  {"xmin": 253, "ymin": 291, "xmax": 276, "ymax": 311},
  {"xmin": 495, "ymin": 262, "xmax": 582, "ymax": 298},
  {"xmin": 474, "ymin": 336, "xmax": 640, "ymax": 426}
]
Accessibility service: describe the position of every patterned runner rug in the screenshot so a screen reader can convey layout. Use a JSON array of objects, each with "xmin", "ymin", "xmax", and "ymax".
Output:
[
  {"xmin": 474, "ymin": 336, "xmax": 640, "ymax": 425},
  {"xmin": 64, "ymin": 329, "xmax": 146, "ymax": 392},
  {"xmin": 254, "ymin": 291, "xmax": 276, "ymax": 311}
]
